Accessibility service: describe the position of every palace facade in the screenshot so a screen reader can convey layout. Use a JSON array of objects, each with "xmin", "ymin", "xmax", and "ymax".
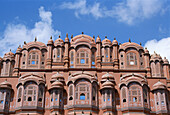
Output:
[{"xmin": 0, "ymin": 33, "xmax": 169, "ymax": 115}]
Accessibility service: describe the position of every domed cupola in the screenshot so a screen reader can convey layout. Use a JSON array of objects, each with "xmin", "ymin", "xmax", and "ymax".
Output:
[
  {"xmin": 65, "ymin": 33, "xmax": 69, "ymax": 42},
  {"xmin": 112, "ymin": 38, "xmax": 118, "ymax": 45},
  {"xmin": 4, "ymin": 50, "xmax": 15, "ymax": 60},
  {"xmin": 101, "ymin": 72, "xmax": 115, "ymax": 83},
  {"xmin": 101, "ymin": 79, "xmax": 115, "ymax": 89},
  {"xmin": 144, "ymin": 47, "xmax": 149, "ymax": 54},
  {"xmin": 102, "ymin": 36, "xmax": 111, "ymax": 46},
  {"xmin": 47, "ymin": 36, "xmax": 54, "ymax": 45},
  {"xmin": 96, "ymin": 35, "xmax": 101, "ymax": 43},
  {"xmin": 50, "ymin": 80, "xmax": 64, "ymax": 90},
  {"xmin": 54, "ymin": 35, "xmax": 64, "ymax": 46},
  {"xmin": 16, "ymin": 46, "xmax": 22, "ymax": 53},
  {"xmin": 0, "ymin": 80, "xmax": 12, "ymax": 90},
  {"xmin": 152, "ymin": 81, "xmax": 166, "ymax": 91},
  {"xmin": 150, "ymin": 52, "xmax": 163, "ymax": 62},
  {"xmin": 51, "ymin": 72, "xmax": 64, "ymax": 83},
  {"xmin": 163, "ymin": 57, "xmax": 169, "ymax": 65}
]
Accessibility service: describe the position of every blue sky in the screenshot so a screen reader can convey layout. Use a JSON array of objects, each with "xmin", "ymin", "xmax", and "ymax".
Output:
[{"xmin": 0, "ymin": 0, "xmax": 170, "ymax": 59}]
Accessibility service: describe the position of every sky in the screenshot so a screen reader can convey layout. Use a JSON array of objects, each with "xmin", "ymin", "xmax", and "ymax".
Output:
[{"xmin": 0, "ymin": 0, "xmax": 169, "ymax": 60}]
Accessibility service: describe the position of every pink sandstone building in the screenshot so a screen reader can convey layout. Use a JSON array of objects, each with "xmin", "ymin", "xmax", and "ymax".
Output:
[{"xmin": 0, "ymin": 33, "xmax": 169, "ymax": 115}]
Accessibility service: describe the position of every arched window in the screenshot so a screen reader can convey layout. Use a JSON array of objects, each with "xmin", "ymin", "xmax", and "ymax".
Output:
[
  {"xmin": 76, "ymin": 51, "xmax": 89, "ymax": 64},
  {"xmin": 17, "ymin": 87, "xmax": 22, "ymax": 102},
  {"xmin": 75, "ymin": 83, "xmax": 89, "ymax": 100},
  {"xmin": 69, "ymin": 85, "xmax": 73, "ymax": 100},
  {"xmin": 70, "ymin": 51, "xmax": 74, "ymax": 68},
  {"xmin": 122, "ymin": 87, "xmax": 126, "ymax": 102},
  {"xmin": 0, "ymin": 91, "xmax": 4, "ymax": 104},
  {"xmin": 92, "ymin": 87, "xmax": 96, "ymax": 101},
  {"xmin": 107, "ymin": 90, "xmax": 110, "ymax": 101},
  {"xmin": 38, "ymin": 86, "xmax": 44, "ymax": 102},
  {"xmin": 91, "ymin": 50, "xmax": 95, "ymax": 68},
  {"xmin": 129, "ymin": 85, "xmax": 141, "ymax": 103},
  {"xmin": 24, "ymin": 82, "xmax": 37, "ymax": 102},
  {"xmin": 80, "ymin": 93, "xmax": 85, "ymax": 100},
  {"xmin": 143, "ymin": 88, "xmax": 147, "ymax": 103},
  {"xmin": 5, "ymin": 60, "xmax": 10, "ymax": 75},
  {"xmin": 28, "ymin": 52, "xmax": 39, "ymax": 65},
  {"xmin": 127, "ymin": 52, "xmax": 137, "ymax": 66}
]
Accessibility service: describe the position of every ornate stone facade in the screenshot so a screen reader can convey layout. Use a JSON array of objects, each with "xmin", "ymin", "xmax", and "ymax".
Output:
[{"xmin": 0, "ymin": 33, "xmax": 169, "ymax": 115}]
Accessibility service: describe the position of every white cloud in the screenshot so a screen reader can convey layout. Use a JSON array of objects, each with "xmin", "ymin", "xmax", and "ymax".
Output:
[
  {"xmin": 60, "ymin": 0, "xmax": 166, "ymax": 25},
  {"xmin": 0, "ymin": 6, "xmax": 61, "ymax": 57},
  {"xmin": 60, "ymin": 0, "xmax": 103, "ymax": 19},
  {"xmin": 144, "ymin": 37, "xmax": 170, "ymax": 61}
]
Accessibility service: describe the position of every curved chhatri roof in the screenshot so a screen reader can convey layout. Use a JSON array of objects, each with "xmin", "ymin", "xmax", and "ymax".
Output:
[
  {"xmin": 119, "ymin": 42, "xmax": 143, "ymax": 51},
  {"xmin": 67, "ymin": 71, "xmax": 98, "ymax": 85},
  {"xmin": 150, "ymin": 52, "xmax": 162, "ymax": 62},
  {"xmin": 102, "ymin": 37, "xmax": 112, "ymax": 46},
  {"xmin": 17, "ymin": 73, "xmax": 46, "ymax": 87},
  {"xmin": 152, "ymin": 81, "xmax": 166, "ymax": 91},
  {"xmin": 70, "ymin": 34, "xmax": 96, "ymax": 49},
  {"xmin": 0, "ymin": 80, "xmax": 12, "ymax": 89},
  {"xmin": 119, "ymin": 73, "xmax": 147, "ymax": 88},
  {"xmin": 22, "ymin": 40, "xmax": 47, "ymax": 50}
]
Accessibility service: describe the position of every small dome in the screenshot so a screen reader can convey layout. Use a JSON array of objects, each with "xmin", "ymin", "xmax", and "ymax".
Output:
[
  {"xmin": 65, "ymin": 33, "xmax": 69, "ymax": 42},
  {"xmin": 96, "ymin": 36, "xmax": 101, "ymax": 43},
  {"xmin": 51, "ymin": 72, "xmax": 63, "ymax": 80},
  {"xmin": 144, "ymin": 47, "xmax": 149, "ymax": 54},
  {"xmin": 51, "ymin": 72, "xmax": 64, "ymax": 83},
  {"xmin": 151, "ymin": 52, "xmax": 162, "ymax": 61},
  {"xmin": 102, "ymin": 37, "xmax": 111, "ymax": 45},
  {"xmin": 112, "ymin": 38, "xmax": 118, "ymax": 45},
  {"xmin": 102, "ymin": 73, "xmax": 114, "ymax": 79},
  {"xmin": 152, "ymin": 81, "xmax": 166, "ymax": 91},
  {"xmin": 0, "ymin": 80, "xmax": 12, "ymax": 89},
  {"xmin": 55, "ymin": 38, "xmax": 64, "ymax": 43},
  {"xmin": 163, "ymin": 57, "xmax": 169, "ymax": 64},
  {"xmin": 4, "ymin": 50, "xmax": 15, "ymax": 58},
  {"xmin": 101, "ymin": 80, "xmax": 114, "ymax": 89},
  {"xmin": 50, "ymin": 80, "xmax": 63, "ymax": 89},
  {"xmin": 16, "ymin": 46, "xmax": 22, "ymax": 53},
  {"xmin": 47, "ymin": 36, "xmax": 53, "ymax": 45}
]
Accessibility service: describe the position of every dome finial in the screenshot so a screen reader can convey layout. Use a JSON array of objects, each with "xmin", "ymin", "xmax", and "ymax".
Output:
[
  {"xmin": 66, "ymin": 33, "xmax": 68, "ymax": 38},
  {"xmin": 105, "ymin": 36, "xmax": 107, "ymax": 38},
  {"xmin": 129, "ymin": 38, "xmax": 131, "ymax": 43},
  {"xmin": 114, "ymin": 37, "xmax": 116, "ymax": 40},
  {"xmin": 145, "ymin": 47, "xmax": 147, "ymax": 49},
  {"xmin": 71, "ymin": 34, "xmax": 73, "ymax": 39},
  {"xmin": 82, "ymin": 32, "xmax": 84, "ymax": 34},
  {"xmin": 59, "ymin": 35, "xmax": 61, "ymax": 38},
  {"xmin": 50, "ymin": 36, "xmax": 52, "ymax": 39},
  {"xmin": 10, "ymin": 49, "xmax": 11, "ymax": 51},
  {"xmin": 24, "ymin": 41, "xmax": 26, "ymax": 44},
  {"xmin": 140, "ymin": 42, "xmax": 142, "ymax": 45},
  {"xmin": 35, "ymin": 37, "xmax": 37, "ymax": 42},
  {"xmin": 93, "ymin": 35, "xmax": 95, "ymax": 39}
]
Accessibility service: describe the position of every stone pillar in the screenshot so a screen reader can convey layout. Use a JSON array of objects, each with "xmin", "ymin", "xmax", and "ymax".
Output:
[
  {"xmin": 96, "ymin": 36, "xmax": 101, "ymax": 68},
  {"xmin": 144, "ymin": 48, "xmax": 151, "ymax": 77},
  {"xmin": 112, "ymin": 38, "xmax": 119, "ymax": 69},
  {"xmin": 163, "ymin": 57, "xmax": 170, "ymax": 79},
  {"xmin": 64, "ymin": 33, "xmax": 69, "ymax": 68},
  {"xmin": 46, "ymin": 36, "xmax": 53, "ymax": 69}
]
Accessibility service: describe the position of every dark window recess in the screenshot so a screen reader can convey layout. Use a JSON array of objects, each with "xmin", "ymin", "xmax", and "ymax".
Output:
[
  {"xmin": 121, "ymin": 55, "xmax": 123, "ymax": 57},
  {"xmin": 121, "ymin": 62, "xmax": 123, "ymax": 65},
  {"xmin": 141, "ymin": 62, "xmax": 143, "ymax": 65},
  {"xmin": 23, "ymin": 62, "xmax": 25, "ymax": 64},
  {"xmin": 38, "ymin": 98, "xmax": 42, "ymax": 102},
  {"xmin": 123, "ymin": 99, "xmax": 126, "ymax": 102},
  {"xmin": 69, "ymin": 96, "xmax": 73, "ymax": 100},
  {"xmin": 42, "ymin": 62, "xmax": 44, "ymax": 65},
  {"xmin": 93, "ymin": 96, "xmax": 95, "ymax": 101},
  {"xmin": 28, "ymin": 97, "xmax": 32, "ymax": 101},
  {"xmin": 144, "ymin": 99, "xmax": 147, "ymax": 103},
  {"xmin": 17, "ymin": 98, "xmax": 21, "ymax": 102}
]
